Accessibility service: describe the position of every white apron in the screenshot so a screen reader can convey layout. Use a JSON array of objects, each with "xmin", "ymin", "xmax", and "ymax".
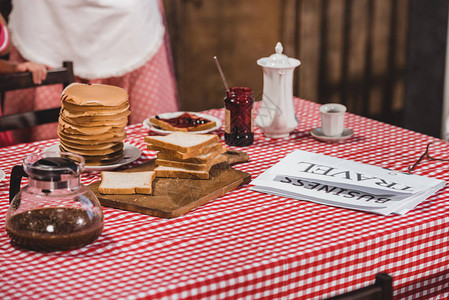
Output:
[{"xmin": 8, "ymin": 0, "xmax": 164, "ymax": 79}]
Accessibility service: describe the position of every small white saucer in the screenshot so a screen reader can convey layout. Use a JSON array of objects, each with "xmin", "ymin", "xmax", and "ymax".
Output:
[{"xmin": 311, "ymin": 128, "xmax": 354, "ymax": 143}]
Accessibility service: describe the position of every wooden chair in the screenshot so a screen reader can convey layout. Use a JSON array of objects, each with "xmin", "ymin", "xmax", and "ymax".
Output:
[
  {"xmin": 0, "ymin": 61, "xmax": 75, "ymax": 131},
  {"xmin": 326, "ymin": 273, "xmax": 393, "ymax": 300},
  {"xmin": 0, "ymin": 0, "xmax": 11, "ymax": 23}
]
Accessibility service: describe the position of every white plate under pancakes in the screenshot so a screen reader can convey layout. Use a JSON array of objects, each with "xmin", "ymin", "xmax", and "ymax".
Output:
[
  {"xmin": 45, "ymin": 143, "xmax": 141, "ymax": 172},
  {"xmin": 143, "ymin": 111, "xmax": 222, "ymax": 135}
]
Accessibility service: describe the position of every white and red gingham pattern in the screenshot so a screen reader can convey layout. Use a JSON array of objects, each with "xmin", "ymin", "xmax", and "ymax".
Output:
[{"xmin": 1, "ymin": 99, "xmax": 448, "ymax": 300}]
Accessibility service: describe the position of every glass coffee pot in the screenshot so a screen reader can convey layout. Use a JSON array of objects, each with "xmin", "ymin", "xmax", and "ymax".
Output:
[{"xmin": 5, "ymin": 151, "xmax": 104, "ymax": 252}]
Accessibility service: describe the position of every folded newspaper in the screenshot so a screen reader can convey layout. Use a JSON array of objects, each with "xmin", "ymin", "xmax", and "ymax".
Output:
[{"xmin": 250, "ymin": 150, "xmax": 446, "ymax": 215}]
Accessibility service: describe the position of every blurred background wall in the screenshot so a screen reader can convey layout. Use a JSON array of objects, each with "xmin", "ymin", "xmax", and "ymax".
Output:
[{"xmin": 163, "ymin": 0, "xmax": 449, "ymax": 138}]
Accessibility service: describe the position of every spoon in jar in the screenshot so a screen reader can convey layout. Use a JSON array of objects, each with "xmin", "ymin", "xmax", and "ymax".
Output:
[{"xmin": 213, "ymin": 56, "xmax": 230, "ymax": 91}]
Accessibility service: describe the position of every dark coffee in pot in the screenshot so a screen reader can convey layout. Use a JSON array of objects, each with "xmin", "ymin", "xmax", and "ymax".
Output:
[{"xmin": 6, "ymin": 207, "xmax": 103, "ymax": 251}]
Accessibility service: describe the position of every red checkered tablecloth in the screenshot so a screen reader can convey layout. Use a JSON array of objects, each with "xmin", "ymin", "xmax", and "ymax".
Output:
[{"xmin": 1, "ymin": 99, "xmax": 448, "ymax": 299}]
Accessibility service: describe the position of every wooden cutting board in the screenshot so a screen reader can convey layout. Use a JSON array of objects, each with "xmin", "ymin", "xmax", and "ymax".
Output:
[{"xmin": 88, "ymin": 150, "xmax": 251, "ymax": 218}]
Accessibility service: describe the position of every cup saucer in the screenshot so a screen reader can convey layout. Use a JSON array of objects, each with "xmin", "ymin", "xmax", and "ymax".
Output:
[{"xmin": 311, "ymin": 127, "xmax": 354, "ymax": 143}]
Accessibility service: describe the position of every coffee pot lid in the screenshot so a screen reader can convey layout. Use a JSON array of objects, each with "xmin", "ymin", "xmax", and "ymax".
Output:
[
  {"xmin": 23, "ymin": 152, "xmax": 84, "ymax": 182},
  {"xmin": 257, "ymin": 42, "xmax": 301, "ymax": 69},
  {"xmin": 30, "ymin": 157, "xmax": 78, "ymax": 181}
]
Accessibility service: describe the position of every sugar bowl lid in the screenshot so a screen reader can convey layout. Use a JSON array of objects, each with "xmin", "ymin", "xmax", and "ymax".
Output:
[{"xmin": 257, "ymin": 42, "xmax": 301, "ymax": 68}]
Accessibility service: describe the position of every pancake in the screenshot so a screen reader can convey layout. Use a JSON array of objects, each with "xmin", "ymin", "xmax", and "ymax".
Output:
[
  {"xmin": 61, "ymin": 107, "xmax": 130, "ymax": 120},
  {"xmin": 60, "ymin": 113, "xmax": 128, "ymax": 127},
  {"xmin": 62, "ymin": 83, "xmax": 129, "ymax": 107},
  {"xmin": 59, "ymin": 145, "xmax": 124, "ymax": 165},
  {"xmin": 58, "ymin": 129, "xmax": 127, "ymax": 143},
  {"xmin": 59, "ymin": 142, "xmax": 124, "ymax": 156},
  {"xmin": 58, "ymin": 130, "xmax": 126, "ymax": 143},
  {"xmin": 58, "ymin": 121, "xmax": 114, "ymax": 135},
  {"xmin": 61, "ymin": 101, "xmax": 130, "ymax": 113},
  {"xmin": 84, "ymin": 152, "xmax": 125, "ymax": 165},
  {"xmin": 59, "ymin": 139, "xmax": 121, "ymax": 150},
  {"xmin": 58, "ymin": 117, "xmax": 126, "ymax": 134}
]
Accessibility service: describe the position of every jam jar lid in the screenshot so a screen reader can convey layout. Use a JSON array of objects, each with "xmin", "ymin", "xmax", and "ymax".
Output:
[{"xmin": 257, "ymin": 42, "xmax": 301, "ymax": 69}]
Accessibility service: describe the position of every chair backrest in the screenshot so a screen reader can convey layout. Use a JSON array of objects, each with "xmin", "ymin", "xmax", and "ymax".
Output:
[
  {"xmin": 0, "ymin": 0, "xmax": 11, "ymax": 22},
  {"xmin": 0, "ymin": 61, "xmax": 75, "ymax": 131},
  {"xmin": 326, "ymin": 273, "xmax": 393, "ymax": 300}
]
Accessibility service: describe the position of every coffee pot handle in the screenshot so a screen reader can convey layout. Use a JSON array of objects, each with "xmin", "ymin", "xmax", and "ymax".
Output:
[{"xmin": 9, "ymin": 165, "xmax": 27, "ymax": 203}]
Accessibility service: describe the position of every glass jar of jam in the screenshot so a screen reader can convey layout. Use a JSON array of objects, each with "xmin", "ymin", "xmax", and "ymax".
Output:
[{"xmin": 224, "ymin": 87, "xmax": 254, "ymax": 146}]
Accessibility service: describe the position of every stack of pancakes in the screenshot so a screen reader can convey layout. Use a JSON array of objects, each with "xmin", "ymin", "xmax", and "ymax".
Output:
[{"xmin": 58, "ymin": 83, "xmax": 130, "ymax": 165}]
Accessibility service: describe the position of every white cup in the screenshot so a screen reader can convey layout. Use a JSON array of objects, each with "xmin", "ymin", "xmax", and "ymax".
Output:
[{"xmin": 319, "ymin": 103, "xmax": 347, "ymax": 137}]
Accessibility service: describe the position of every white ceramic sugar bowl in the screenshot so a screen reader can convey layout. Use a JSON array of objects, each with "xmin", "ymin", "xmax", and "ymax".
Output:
[{"xmin": 256, "ymin": 42, "xmax": 301, "ymax": 138}]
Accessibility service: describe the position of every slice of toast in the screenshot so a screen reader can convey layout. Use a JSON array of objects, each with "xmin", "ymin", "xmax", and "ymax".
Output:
[
  {"xmin": 150, "ymin": 117, "xmax": 188, "ymax": 132},
  {"xmin": 154, "ymin": 166, "xmax": 210, "ymax": 180},
  {"xmin": 149, "ymin": 112, "xmax": 216, "ymax": 132},
  {"xmin": 156, "ymin": 154, "xmax": 227, "ymax": 171},
  {"xmin": 144, "ymin": 132, "xmax": 219, "ymax": 154},
  {"xmin": 147, "ymin": 141, "xmax": 225, "ymax": 160},
  {"xmin": 156, "ymin": 145, "xmax": 226, "ymax": 164},
  {"xmin": 98, "ymin": 171, "xmax": 156, "ymax": 194}
]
